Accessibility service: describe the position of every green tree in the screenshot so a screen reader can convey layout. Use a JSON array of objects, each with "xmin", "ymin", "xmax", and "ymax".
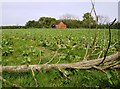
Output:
[
  {"xmin": 63, "ymin": 20, "xmax": 81, "ymax": 28},
  {"xmin": 38, "ymin": 17, "xmax": 56, "ymax": 28},
  {"xmin": 25, "ymin": 20, "xmax": 41, "ymax": 28},
  {"xmin": 82, "ymin": 12, "xmax": 97, "ymax": 28}
]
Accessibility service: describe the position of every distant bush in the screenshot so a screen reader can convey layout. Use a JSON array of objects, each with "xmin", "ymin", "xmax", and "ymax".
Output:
[
  {"xmin": 98, "ymin": 22, "xmax": 120, "ymax": 29},
  {"xmin": 1, "ymin": 26, "xmax": 26, "ymax": 29}
]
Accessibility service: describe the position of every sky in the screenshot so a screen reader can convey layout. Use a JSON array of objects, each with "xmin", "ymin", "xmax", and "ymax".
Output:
[{"xmin": 0, "ymin": 0, "xmax": 119, "ymax": 26}]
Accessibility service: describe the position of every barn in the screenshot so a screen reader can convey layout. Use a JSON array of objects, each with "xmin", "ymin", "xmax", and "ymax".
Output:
[{"xmin": 55, "ymin": 22, "xmax": 67, "ymax": 28}]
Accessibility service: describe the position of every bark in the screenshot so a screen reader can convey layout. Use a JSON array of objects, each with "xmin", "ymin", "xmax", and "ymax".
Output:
[{"xmin": 1, "ymin": 52, "xmax": 120, "ymax": 72}]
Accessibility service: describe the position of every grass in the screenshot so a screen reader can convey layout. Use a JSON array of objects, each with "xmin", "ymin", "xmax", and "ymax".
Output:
[
  {"xmin": 2, "ymin": 28, "xmax": 118, "ymax": 65},
  {"xmin": 2, "ymin": 68, "xmax": 120, "ymax": 88},
  {"xmin": 2, "ymin": 28, "xmax": 120, "ymax": 88}
]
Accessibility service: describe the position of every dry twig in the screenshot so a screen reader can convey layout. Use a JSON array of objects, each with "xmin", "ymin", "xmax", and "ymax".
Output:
[{"xmin": 99, "ymin": 18, "xmax": 117, "ymax": 65}]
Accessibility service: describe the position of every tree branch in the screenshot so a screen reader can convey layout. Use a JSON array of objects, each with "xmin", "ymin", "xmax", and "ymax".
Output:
[
  {"xmin": 99, "ymin": 18, "xmax": 117, "ymax": 65},
  {"xmin": 1, "ymin": 52, "xmax": 120, "ymax": 72}
]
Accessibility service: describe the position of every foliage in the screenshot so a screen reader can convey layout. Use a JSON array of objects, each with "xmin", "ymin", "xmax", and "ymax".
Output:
[
  {"xmin": 2, "ymin": 29, "xmax": 118, "ymax": 66},
  {"xmin": 1, "ymin": 13, "xmax": 119, "ymax": 29},
  {"xmin": 82, "ymin": 12, "xmax": 97, "ymax": 28},
  {"xmin": 2, "ymin": 68, "xmax": 120, "ymax": 88},
  {"xmin": 1, "ymin": 26, "xmax": 26, "ymax": 29},
  {"xmin": 2, "ymin": 28, "xmax": 119, "ymax": 87},
  {"xmin": 38, "ymin": 17, "xmax": 56, "ymax": 28},
  {"xmin": 25, "ymin": 20, "xmax": 41, "ymax": 28},
  {"xmin": 62, "ymin": 20, "xmax": 82, "ymax": 28}
]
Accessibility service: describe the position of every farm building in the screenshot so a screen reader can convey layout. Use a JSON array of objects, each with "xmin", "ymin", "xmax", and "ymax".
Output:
[{"xmin": 55, "ymin": 22, "xmax": 67, "ymax": 28}]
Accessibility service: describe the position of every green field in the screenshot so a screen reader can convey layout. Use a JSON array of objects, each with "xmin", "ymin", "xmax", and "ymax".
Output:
[{"xmin": 2, "ymin": 28, "xmax": 120, "ymax": 88}]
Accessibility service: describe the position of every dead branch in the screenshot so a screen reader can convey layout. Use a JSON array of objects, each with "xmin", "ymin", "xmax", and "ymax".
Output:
[
  {"xmin": 31, "ymin": 68, "xmax": 38, "ymax": 87},
  {"xmin": 1, "ymin": 52, "xmax": 120, "ymax": 72},
  {"xmin": 112, "ymin": 64, "xmax": 120, "ymax": 69},
  {"xmin": 99, "ymin": 18, "xmax": 117, "ymax": 65},
  {"xmin": 88, "ymin": 0, "xmax": 99, "ymax": 59}
]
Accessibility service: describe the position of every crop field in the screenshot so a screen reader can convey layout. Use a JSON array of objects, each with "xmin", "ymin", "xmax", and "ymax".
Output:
[{"xmin": 1, "ymin": 28, "xmax": 120, "ymax": 88}]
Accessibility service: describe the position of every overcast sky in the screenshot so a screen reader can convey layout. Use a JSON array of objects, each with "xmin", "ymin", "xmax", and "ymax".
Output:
[{"xmin": 0, "ymin": 0, "xmax": 119, "ymax": 26}]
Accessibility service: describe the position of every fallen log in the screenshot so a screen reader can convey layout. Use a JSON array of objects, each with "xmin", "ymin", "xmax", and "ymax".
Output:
[{"xmin": 1, "ymin": 52, "xmax": 120, "ymax": 72}]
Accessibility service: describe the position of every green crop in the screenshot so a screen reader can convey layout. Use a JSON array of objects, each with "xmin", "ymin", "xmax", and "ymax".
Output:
[{"xmin": 2, "ymin": 28, "xmax": 119, "ymax": 88}]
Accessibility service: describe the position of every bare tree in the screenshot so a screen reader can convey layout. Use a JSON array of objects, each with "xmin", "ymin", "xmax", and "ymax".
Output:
[
  {"xmin": 59, "ymin": 14, "xmax": 79, "ymax": 20},
  {"xmin": 98, "ymin": 15, "xmax": 110, "ymax": 24}
]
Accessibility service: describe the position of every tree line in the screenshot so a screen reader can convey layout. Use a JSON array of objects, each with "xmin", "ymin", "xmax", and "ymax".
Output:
[{"xmin": 1, "ymin": 12, "xmax": 120, "ymax": 29}]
